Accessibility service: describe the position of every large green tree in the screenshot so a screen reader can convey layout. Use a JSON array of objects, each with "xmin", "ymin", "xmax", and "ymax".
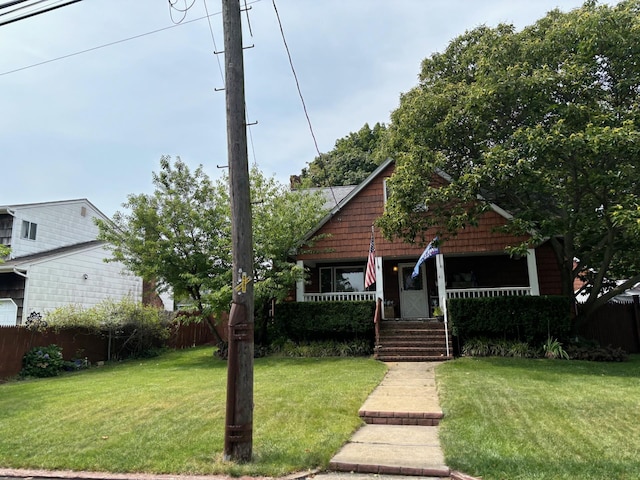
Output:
[
  {"xmin": 300, "ymin": 122, "xmax": 387, "ymax": 186},
  {"xmin": 97, "ymin": 156, "xmax": 232, "ymax": 338},
  {"xmin": 378, "ymin": 0, "xmax": 640, "ymax": 322},
  {"xmin": 97, "ymin": 156, "xmax": 327, "ymax": 342}
]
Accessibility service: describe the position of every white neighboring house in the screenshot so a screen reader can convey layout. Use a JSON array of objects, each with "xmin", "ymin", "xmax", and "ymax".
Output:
[{"xmin": 0, "ymin": 199, "xmax": 172, "ymax": 326}]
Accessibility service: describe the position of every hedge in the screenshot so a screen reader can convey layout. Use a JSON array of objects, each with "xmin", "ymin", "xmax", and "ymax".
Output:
[
  {"xmin": 272, "ymin": 301, "xmax": 375, "ymax": 343},
  {"xmin": 448, "ymin": 295, "xmax": 573, "ymax": 344}
]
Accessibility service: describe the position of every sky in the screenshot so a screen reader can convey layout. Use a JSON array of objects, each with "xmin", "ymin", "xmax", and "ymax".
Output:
[{"xmin": 0, "ymin": 0, "xmax": 617, "ymax": 217}]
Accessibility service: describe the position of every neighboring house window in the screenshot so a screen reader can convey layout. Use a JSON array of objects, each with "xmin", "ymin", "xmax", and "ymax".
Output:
[
  {"xmin": 320, "ymin": 266, "xmax": 365, "ymax": 293},
  {"xmin": 21, "ymin": 221, "xmax": 37, "ymax": 240}
]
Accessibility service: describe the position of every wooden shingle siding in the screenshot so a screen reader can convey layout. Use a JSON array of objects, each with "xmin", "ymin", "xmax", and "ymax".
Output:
[
  {"xmin": 297, "ymin": 162, "xmax": 531, "ymax": 261},
  {"xmin": 535, "ymin": 241, "xmax": 563, "ymax": 295}
]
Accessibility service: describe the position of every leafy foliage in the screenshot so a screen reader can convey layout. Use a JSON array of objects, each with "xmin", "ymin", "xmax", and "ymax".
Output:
[
  {"xmin": 543, "ymin": 337, "xmax": 570, "ymax": 360},
  {"xmin": 270, "ymin": 339, "xmax": 373, "ymax": 358},
  {"xmin": 461, "ymin": 335, "xmax": 628, "ymax": 361},
  {"xmin": 0, "ymin": 245, "xmax": 9, "ymax": 262},
  {"xmin": 273, "ymin": 301, "xmax": 375, "ymax": 343},
  {"xmin": 97, "ymin": 156, "xmax": 231, "ymax": 334},
  {"xmin": 45, "ymin": 298, "xmax": 172, "ymax": 360},
  {"xmin": 21, "ymin": 345, "xmax": 65, "ymax": 378},
  {"xmin": 461, "ymin": 338, "xmax": 538, "ymax": 358},
  {"xmin": 300, "ymin": 123, "xmax": 387, "ymax": 186},
  {"xmin": 379, "ymin": 1, "xmax": 640, "ymax": 322},
  {"xmin": 97, "ymin": 157, "xmax": 328, "ymax": 343},
  {"xmin": 448, "ymin": 295, "xmax": 573, "ymax": 345}
]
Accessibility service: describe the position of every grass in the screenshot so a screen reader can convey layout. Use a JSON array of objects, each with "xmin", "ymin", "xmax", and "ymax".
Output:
[
  {"xmin": 0, "ymin": 347, "xmax": 386, "ymax": 477},
  {"xmin": 436, "ymin": 356, "xmax": 640, "ymax": 480}
]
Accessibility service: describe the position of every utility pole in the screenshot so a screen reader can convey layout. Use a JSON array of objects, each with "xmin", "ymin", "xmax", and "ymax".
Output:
[{"xmin": 222, "ymin": 0, "xmax": 254, "ymax": 463}]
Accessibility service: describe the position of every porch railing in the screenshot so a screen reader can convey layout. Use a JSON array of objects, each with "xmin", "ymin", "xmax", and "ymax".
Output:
[
  {"xmin": 446, "ymin": 287, "xmax": 531, "ymax": 299},
  {"xmin": 303, "ymin": 291, "xmax": 376, "ymax": 302}
]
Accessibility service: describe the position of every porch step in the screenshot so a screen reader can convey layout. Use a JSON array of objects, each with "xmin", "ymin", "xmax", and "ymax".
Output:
[{"xmin": 376, "ymin": 319, "xmax": 451, "ymax": 362}]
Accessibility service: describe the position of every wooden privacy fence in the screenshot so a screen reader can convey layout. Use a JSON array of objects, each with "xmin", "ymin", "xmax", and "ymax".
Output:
[
  {"xmin": 0, "ymin": 320, "xmax": 220, "ymax": 380},
  {"xmin": 577, "ymin": 297, "xmax": 640, "ymax": 354}
]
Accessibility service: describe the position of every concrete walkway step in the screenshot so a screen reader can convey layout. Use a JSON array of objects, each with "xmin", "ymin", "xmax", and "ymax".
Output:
[{"xmin": 328, "ymin": 424, "xmax": 450, "ymax": 478}]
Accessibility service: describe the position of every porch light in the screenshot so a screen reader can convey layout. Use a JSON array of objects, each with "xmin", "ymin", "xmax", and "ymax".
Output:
[{"xmin": 392, "ymin": 265, "xmax": 398, "ymax": 272}]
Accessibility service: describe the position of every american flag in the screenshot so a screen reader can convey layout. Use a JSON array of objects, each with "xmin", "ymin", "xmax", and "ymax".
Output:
[{"xmin": 365, "ymin": 226, "xmax": 376, "ymax": 289}]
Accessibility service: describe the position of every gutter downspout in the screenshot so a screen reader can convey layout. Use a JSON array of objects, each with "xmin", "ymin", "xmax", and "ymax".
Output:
[{"xmin": 12, "ymin": 268, "xmax": 28, "ymax": 278}]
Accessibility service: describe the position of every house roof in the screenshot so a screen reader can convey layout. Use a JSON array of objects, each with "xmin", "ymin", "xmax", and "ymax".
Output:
[
  {"xmin": 0, "ymin": 198, "xmax": 107, "ymax": 219},
  {"xmin": 0, "ymin": 240, "xmax": 105, "ymax": 273},
  {"xmin": 304, "ymin": 185, "xmax": 356, "ymax": 210}
]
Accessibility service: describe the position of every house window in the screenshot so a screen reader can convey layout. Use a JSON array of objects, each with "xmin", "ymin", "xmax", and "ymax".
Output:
[
  {"xmin": 320, "ymin": 266, "xmax": 366, "ymax": 293},
  {"xmin": 21, "ymin": 221, "xmax": 37, "ymax": 240}
]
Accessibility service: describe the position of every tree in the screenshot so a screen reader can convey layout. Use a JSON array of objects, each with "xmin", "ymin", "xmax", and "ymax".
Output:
[
  {"xmin": 97, "ymin": 157, "xmax": 328, "ymax": 343},
  {"xmin": 300, "ymin": 122, "xmax": 387, "ymax": 186},
  {"xmin": 0, "ymin": 245, "xmax": 9, "ymax": 262},
  {"xmin": 378, "ymin": 0, "xmax": 640, "ymax": 323},
  {"xmin": 249, "ymin": 165, "xmax": 328, "ymax": 343},
  {"xmin": 97, "ymin": 156, "xmax": 232, "ymax": 340}
]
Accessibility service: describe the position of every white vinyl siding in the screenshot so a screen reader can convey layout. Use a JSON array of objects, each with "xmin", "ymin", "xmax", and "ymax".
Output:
[
  {"xmin": 10, "ymin": 200, "xmax": 107, "ymax": 258},
  {"xmin": 21, "ymin": 244, "xmax": 142, "ymax": 321}
]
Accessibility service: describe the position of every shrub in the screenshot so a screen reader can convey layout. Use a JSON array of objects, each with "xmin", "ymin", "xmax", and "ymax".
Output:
[
  {"xmin": 270, "ymin": 339, "xmax": 373, "ymax": 358},
  {"xmin": 462, "ymin": 338, "xmax": 537, "ymax": 358},
  {"xmin": 543, "ymin": 337, "xmax": 569, "ymax": 360},
  {"xmin": 21, "ymin": 345, "xmax": 65, "ymax": 378},
  {"xmin": 565, "ymin": 343, "xmax": 628, "ymax": 362},
  {"xmin": 449, "ymin": 295, "xmax": 573, "ymax": 345},
  {"xmin": 45, "ymin": 298, "xmax": 172, "ymax": 360},
  {"xmin": 272, "ymin": 301, "xmax": 375, "ymax": 343}
]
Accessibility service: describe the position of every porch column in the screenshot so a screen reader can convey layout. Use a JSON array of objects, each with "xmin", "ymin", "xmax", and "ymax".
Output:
[
  {"xmin": 436, "ymin": 253, "xmax": 450, "ymax": 357},
  {"xmin": 375, "ymin": 256, "xmax": 384, "ymax": 311},
  {"xmin": 436, "ymin": 254, "xmax": 446, "ymax": 314},
  {"xmin": 527, "ymin": 249, "xmax": 540, "ymax": 296},
  {"xmin": 296, "ymin": 260, "xmax": 305, "ymax": 302}
]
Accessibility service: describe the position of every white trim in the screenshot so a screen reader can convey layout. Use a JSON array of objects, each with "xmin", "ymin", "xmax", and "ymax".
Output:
[
  {"xmin": 447, "ymin": 287, "xmax": 531, "ymax": 299},
  {"xmin": 296, "ymin": 260, "xmax": 304, "ymax": 302},
  {"xmin": 303, "ymin": 292, "xmax": 376, "ymax": 302},
  {"xmin": 435, "ymin": 253, "xmax": 449, "ymax": 357},
  {"xmin": 375, "ymin": 256, "xmax": 384, "ymax": 302},
  {"xmin": 527, "ymin": 248, "xmax": 540, "ymax": 296}
]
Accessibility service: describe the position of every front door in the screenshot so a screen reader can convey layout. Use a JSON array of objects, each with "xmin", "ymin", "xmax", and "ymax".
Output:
[{"xmin": 398, "ymin": 263, "xmax": 429, "ymax": 318}]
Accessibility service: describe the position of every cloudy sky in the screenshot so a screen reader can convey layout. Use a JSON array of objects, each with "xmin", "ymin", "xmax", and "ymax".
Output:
[{"xmin": 1, "ymin": 0, "xmax": 615, "ymax": 217}]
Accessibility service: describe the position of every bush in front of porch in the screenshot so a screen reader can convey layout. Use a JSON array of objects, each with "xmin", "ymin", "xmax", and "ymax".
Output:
[
  {"xmin": 448, "ymin": 295, "xmax": 573, "ymax": 347},
  {"xmin": 271, "ymin": 301, "xmax": 375, "ymax": 351}
]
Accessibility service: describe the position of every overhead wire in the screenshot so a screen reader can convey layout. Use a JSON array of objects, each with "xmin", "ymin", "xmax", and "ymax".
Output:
[
  {"xmin": 270, "ymin": 0, "xmax": 338, "ymax": 205},
  {"xmin": 0, "ymin": 12, "xmax": 220, "ymax": 77},
  {"xmin": 202, "ymin": 0, "xmax": 224, "ymax": 87},
  {"xmin": 0, "ymin": 0, "xmax": 83, "ymax": 27},
  {"xmin": 168, "ymin": 0, "xmax": 197, "ymax": 25},
  {"xmin": 0, "ymin": 0, "xmax": 47, "ymax": 16}
]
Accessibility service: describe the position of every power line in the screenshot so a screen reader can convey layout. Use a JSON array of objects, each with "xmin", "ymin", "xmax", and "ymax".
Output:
[
  {"xmin": 0, "ymin": 12, "xmax": 220, "ymax": 77},
  {"xmin": 203, "ymin": 0, "xmax": 225, "ymax": 86},
  {"xmin": 271, "ymin": 0, "xmax": 338, "ymax": 205},
  {"xmin": 0, "ymin": 0, "xmax": 83, "ymax": 27}
]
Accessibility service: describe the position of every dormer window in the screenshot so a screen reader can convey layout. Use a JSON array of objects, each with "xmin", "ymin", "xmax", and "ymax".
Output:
[{"xmin": 21, "ymin": 221, "xmax": 37, "ymax": 240}]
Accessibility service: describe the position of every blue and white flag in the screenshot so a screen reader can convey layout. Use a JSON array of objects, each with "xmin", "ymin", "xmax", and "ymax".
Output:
[{"xmin": 411, "ymin": 237, "xmax": 439, "ymax": 279}]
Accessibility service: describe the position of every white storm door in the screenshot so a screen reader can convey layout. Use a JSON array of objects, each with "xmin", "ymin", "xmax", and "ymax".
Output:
[{"xmin": 398, "ymin": 263, "xmax": 428, "ymax": 318}]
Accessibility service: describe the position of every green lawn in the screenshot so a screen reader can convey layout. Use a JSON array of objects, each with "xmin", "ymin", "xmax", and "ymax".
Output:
[
  {"xmin": 0, "ymin": 347, "xmax": 386, "ymax": 477},
  {"xmin": 437, "ymin": 356, "xmax": 640, "ymax": 480}
]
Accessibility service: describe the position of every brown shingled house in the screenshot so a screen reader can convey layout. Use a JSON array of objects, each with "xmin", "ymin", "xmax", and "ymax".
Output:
[{"xmin": 292, "ymin": 159, "xmax": 563, "ymax": 360}]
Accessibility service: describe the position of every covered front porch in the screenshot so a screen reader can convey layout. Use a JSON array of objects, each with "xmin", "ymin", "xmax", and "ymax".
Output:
[{"xmin": 296, "ymin": 249, "xmax": 541, "ymax": 320}]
